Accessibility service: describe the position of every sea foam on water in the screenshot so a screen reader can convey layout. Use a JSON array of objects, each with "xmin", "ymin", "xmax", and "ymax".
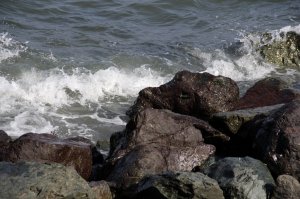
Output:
[
  {"xmin": 0, "ymin": 61, "xmax": 170, "ymax": 137},
  {"xmin": 0, "ymin": 32, "xmax": 27, "ymax": 63},
  {"xmin": 0, "ymin": 24, "xmax": 300, "ymax": 140}
]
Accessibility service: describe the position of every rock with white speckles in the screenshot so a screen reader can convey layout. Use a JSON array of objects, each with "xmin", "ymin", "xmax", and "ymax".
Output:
[
  {"xmin": 102, "ymin": 108, "xmax": 228, "ymax": 189},
  {"xmin": 127, "ymin": 70, "xmax": 239, "ymax": 120},
  {"xmin": 129, "ymin": 171, "xmax": 224, "ymax": 199},
  {"xmin": 201, "ymin": 156, "xmax": 275, "ymax": 199},
  {"xmin": 253, "ymin": 100, "xmax": 300, "ymax": 181}
]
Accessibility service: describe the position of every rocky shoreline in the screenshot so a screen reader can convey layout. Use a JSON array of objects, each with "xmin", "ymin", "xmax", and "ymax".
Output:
[{"xmin": 1, "ymin": 31, "xmax": 300, "ymax": 199}]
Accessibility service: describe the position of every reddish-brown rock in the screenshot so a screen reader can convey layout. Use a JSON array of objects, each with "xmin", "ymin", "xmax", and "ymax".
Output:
[
  {"xmin": 236, "ymin": 77, "xmax": 300, "ymax": 110},
  {"xmin": 0, "ymin": 133, "xmax": 93, "ymax": 180},
  {"xmin": 127, "ymin": 71, "xmax": 239, "ymax": 119}
]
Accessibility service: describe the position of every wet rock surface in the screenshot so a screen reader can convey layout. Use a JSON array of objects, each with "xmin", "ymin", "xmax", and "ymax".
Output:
[
  {"xmin": 235, "ymin": 77, "xmax": 300, "ymax": 110},
  {"xmin": 128, "ymin": 172, "xmax": 224, "ymax": 199},
  {"xmin": 201, "ymin": 157, "xmax": 275, "ymax": 199},
  {"xmin": 127, "ymin": 70, "xmax": 239, "ymax": 119},
  {"xmin": 259, "ymin": 31, "xmax": 300, "ymax": 68},
  {"xmin": 0, "ymin": 133, "xmax": 93, "ymax": 180},
  {"xmin": 103, "ymin": 108, "xmax": 227, "ymax": 188},
  {"xmin": 272, "ymin": 175, "xmax": 300, "ymax": 199},
  {"xmin": 2, "ymin": 71, "xmax": 300, "ymax": 198},
  {"xmin": 210, "ymin": 104, "xmax": 283, "ymax": 136},
  {"xmin": 253, "ymin": 100, "xmax": 300, "ymax": 180},
  {"xmin": 0, "ymin": 161, "xmax": 97, "ymax": 199}
]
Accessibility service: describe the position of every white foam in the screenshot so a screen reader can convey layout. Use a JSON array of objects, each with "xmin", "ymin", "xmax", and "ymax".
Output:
[
  {"xmin": 0, "ymin": 32, "xmax": 27, "ymax": 62},
  {"xmin": 239, "ymin": 24, "xmax": 300, "ymax": 47},
  {"xmin": 198, "ymin": 24, "xmax": 300, "ymax": 81},
  {"xmin": 279, "ymin": 24, "xmax": 300, "ymax": 34},
  {"xmin": 5, "ymin": 111, "xmax": 58, "ymax": 137},
  {"xmin": 19, "ymin": 65, "xmax": 169, "ymax": 107},
  {"xmin": 195, "ymin": 48, "xmax": 274, "ymax": 81},
  {"xmin": 0, "ymin": 65, "xmax": 170, "ymax": 137}
]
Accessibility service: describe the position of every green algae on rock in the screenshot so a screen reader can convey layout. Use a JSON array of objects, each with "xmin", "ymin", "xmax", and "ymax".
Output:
[
  {"xmin": 259, "ymin": 31, "xmax": 300, "ymax": 68},
  {"xmin": 0, "ymin": 162, "xmax": 99, "ymax": 199}
]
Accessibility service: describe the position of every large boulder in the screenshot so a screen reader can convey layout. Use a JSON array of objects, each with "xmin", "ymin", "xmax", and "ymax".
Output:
[
  {"xmin": 129, "ymin": 172, "xmax": 224, "ymax": 199},
  {"xmin": 0, "ymin": 133, "xmax": 93, "ymax": 180},
  {"xmin": 253, "ymin": 100, "xmax": 300, "ymax": 180},
  {"xmin": 0, "ymin": 161, "xmax": 98, "ymax": 199},
  {"xmin": 210, "ymin": 104, "xmax": 284, "ymax": 136},
  {"xmin": 104, "ymin": 108, "xmax": 228, "ymax": 188},
  {"xmin": 89, "ymin": 181, "xmax": 113, "ymax": 199},
  {"xmin": 0, "ymin": 130, "xmax": 11, "ymax": 144},
  {"xmin": 272, "ymin": 175, "xmax": 300, "ymax": 199},
  {"xmin": 201, "ymin": 156, "xmax": 275, "ymax": 199},
  {"xmin": 127, "ymin": 71, "xmax": 239, "ymax": 119},
  {"xmin": 209, "ymin": 104, "xmax": 284, "ymax": 156},
  {"xmin": 106, "ymin": 144, "xmax": 215, "ymax": 189},
  {"xmin": 235, "ymin": 77, "xmax": 300, "ymax": 110},
  {"xmin": 259, "ymin": 31, "xmax": 300, "ymax": 68}
]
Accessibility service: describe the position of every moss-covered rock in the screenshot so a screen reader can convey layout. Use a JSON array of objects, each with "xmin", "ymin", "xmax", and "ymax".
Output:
[
  {"xmin": 0, "ymin": 162, "xmax": 99, "ymax": 199},
  {"xmin": 259, "ymin": 31, "xmax": 300, "ymax": 68}
]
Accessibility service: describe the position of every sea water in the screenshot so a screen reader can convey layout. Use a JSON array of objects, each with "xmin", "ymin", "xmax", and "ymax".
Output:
[{"xmin": 0, "ymin": 0, "xmax": 299, "ymax": 147}]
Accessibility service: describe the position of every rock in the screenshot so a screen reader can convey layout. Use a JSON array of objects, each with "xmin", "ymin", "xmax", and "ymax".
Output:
[
  {"xmin": 89, "ymin": 181, "xmax": 113, "ymax": 199},
  {"xmin": 127, "ymin": 70, "xmax": 239, "ymax": 119},
  {"xmin": 272, "ymin": 175, "xmax": 300, "ymax": 199},
  {"xmin": 66, "ymin": 136, "xmax": 104, "ymax": 165},
  {"xmin": 210, "ymin": 104, "xmax": 285, "ymax": 156},
  {"xmin": 107, "ymin": 144, "xmax": 215, "ymax": 189},
  {"xmin": 65, "ymin": 137, "xmax": 105, "ymax": 182},
  {"xmin": 201, "ymin": 156, "xmax": 275, "ymax": 199},
  {"xmin": 0, "ymin": 131, "xmax": 11, "ymax": 162},
  {"xmin": 253, "ymin": 100, "xmax": 300, "ymax": 180},
  {"xmin": 0, "ymin": 133, "xmax": 93, "ymax": 180},
  {"xmin": 210, "ymin": 104, "xmax": 284, "ymax": 135},
  {"xmin": 0, "ymin": 130, "xmax": 11, "ymax": 144},
  {"xmin": 104, "ymin": 109, "xmax": 227, "ymax": 188},
  {"xmin": 235, "ymin": 77, "xmax": 300, "ymax": 110},
  {"xmin": 259, "ymin": 31, "xmax": 300, "ymax": 68},
  {"xmin": 0, "ymin": 161, "xmax": 97, "ymax": 199},
  {"xmin": 129, "ymin": 172, "xmax": 224, "ymax": 199}
]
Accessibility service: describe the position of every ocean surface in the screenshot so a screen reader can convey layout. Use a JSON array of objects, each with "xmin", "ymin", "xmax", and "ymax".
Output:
[{"xmin": 0, "ymin": 0, "xmax": 300, "ymax": 149}]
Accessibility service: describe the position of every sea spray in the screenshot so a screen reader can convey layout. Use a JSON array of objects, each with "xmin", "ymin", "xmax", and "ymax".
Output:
[
  {"xmin": 0, "ymin": 65, "xmax": 171, "ymax": 138},
  {"xmin": 0, "ymin": 32, "xmax": 27, "ymax": 63}
]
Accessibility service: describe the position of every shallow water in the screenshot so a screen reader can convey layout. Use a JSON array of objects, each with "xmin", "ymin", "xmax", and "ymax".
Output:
[{"xmin": 0, "ymin": 0, "xmax": 299, "ymax": 146}]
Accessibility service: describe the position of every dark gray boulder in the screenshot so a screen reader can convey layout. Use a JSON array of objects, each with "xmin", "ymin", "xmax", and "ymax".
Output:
[
  {"xmin": 211, "ymin": 104, "xmax": 284, "ymax": 136},
  {"xmin": 106, "ymin": 144, "xmax": 215, "ymax": 189},
  {"xmin": 0, "ymin": 161, "xmax": 98, "ymax": 199},
  {"xmin": 253, "ymin": 100, "xmax": 300, "ymax": 181},
  {"xmin": 0, "ymin": 130, "xmax": 11, "ymax": 144},
  {"xmin": 127, "ymin": 70, "xmax": 239, "ymax": 119},
  {"xmin": 130, "ymin": 172, "xmax": 224, "ymax": 199},
  {"xmin": 272, "ymin": 175, "xmax": 300, "ymax": 199},
  {"xmin": 103, "ymin": 108, "xmax": 228, "ymax": 188},
  {"xmin": 201, "ymin": 156, "xmax": 275, "ymax": 199}
]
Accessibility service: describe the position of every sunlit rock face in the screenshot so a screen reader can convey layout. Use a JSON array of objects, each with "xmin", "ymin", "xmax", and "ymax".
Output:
[{"xmin": 259, "ymin": 31, "xmax": 300, "ymax": 68}]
